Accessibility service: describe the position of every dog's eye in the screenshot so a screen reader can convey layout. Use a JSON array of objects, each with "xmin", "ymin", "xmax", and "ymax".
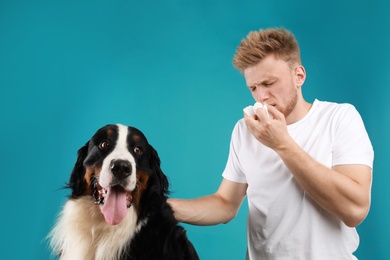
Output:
[
  {"xmin": 99, "ymin": 141, "xmax": 110, "ymax": 150},
  {"xmin": 134, "ymin": 147, "xmax": 143, "ymax": 155}
]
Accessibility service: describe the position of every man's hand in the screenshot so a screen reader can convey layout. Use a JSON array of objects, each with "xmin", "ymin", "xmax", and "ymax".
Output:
[{"xmin": 244, "ymin": 105, "xmax": 293, "ymax": 151}]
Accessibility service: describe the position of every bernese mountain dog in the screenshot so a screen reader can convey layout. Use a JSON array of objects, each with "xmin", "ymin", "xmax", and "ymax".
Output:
[{"xmin": 49, "ymin": 124, "xmax": 199, "ymax": 260}]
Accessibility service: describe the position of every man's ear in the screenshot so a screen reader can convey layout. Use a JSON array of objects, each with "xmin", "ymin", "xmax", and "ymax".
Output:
[{"xmin": 295, "ymin": 65, "xmax": 306, "ymax": 88}]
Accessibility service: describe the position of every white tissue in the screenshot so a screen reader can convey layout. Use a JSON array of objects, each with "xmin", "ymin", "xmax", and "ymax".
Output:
[
  {"xmin": 253, "ymin": 102, "xmax": 264, "ymax": 111},
  {"xmin": 243, "ymin": 102, "xmax": 272, "ymax": 118},
  {"xmin": 243, "ymin": 106, "xmax": 255, "ymax": 116},
  {"xmin": 243, "ymin": 102, "xmax": 262, "ymax": 116}
]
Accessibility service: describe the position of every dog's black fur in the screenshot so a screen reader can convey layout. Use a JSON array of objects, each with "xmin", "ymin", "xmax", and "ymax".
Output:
[{"xmin": 49, "ymin": 124, "xmax": 199, "ymax": 260}]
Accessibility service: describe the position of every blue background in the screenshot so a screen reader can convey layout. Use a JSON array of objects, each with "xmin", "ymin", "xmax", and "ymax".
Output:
[{"xmin": 1, "ymin": 0, "xmax": 389, "ymax": 259}]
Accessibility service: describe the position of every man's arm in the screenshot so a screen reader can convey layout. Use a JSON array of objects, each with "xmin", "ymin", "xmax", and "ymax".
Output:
[
  {"xmin": 168, "ymin": 178, "xmax": 247, "ymax": 225},
  {"xmin": 276, "ymin": 139, "xmax": 372, "ymax": 227},
  {"xmin": 245, "ymin": 105, "xmax": 372, "ymax": 227}
]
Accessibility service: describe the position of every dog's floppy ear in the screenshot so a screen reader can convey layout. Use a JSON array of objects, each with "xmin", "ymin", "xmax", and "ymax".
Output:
[
  {"xmin": 150, "ymin": 145, "xmax": 169, "ymax": 195},
  {"xmin": 67, "ymin": 141, "xmax": 89, "ymax": 197}
]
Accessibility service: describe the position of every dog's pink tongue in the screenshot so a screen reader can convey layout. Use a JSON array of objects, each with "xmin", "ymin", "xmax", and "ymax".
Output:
[{"xmin": 101, "ymin": 186, "xmax": 128, "ymax": 225}]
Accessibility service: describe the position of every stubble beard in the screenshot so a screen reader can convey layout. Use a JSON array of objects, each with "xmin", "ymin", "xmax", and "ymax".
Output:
[{"xmin": 280, "ymin": 85, "xmax": 298, "ymax": 119}]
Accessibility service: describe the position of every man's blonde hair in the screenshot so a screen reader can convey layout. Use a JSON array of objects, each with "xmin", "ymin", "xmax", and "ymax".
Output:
[{"xmin": 233, "ymin": 28, "xmax": 301, "ymax": 72}]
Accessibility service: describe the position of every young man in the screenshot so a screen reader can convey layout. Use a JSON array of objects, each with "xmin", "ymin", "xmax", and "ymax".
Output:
[{"xmin": 168, "ymin": 28, "xmax": 374, "ymax": 259}]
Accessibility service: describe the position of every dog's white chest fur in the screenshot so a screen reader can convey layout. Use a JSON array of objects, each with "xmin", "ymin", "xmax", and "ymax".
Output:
[{"xmin": 49, "ymin": 196, "xmax": 145, "ymax": 260}]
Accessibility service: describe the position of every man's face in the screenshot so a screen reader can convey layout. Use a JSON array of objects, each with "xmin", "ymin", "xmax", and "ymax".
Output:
[{"xmin": 243, "ymin": 55, "xmax": 303, "ymax": 119}]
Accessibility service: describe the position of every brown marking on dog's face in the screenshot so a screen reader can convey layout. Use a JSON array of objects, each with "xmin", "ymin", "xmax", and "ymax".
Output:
[
  {"xmin": 106, "ymin": 128, "xmax": 114, "ymax": 136},
  {"xmin": 84, "ymin": 165, "xmax": 102, "ymax": 195},
  {"xmin": 132, "ymin": 134, "xmax": 140, "ymax": 142},
  {"xmin": 132, "ymin": 170, "xmax": 149, "ymax": 212}
]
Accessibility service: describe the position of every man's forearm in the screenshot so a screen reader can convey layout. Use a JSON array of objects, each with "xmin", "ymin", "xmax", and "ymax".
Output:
[{"xmin": 168, "ymin": 195, "xmax": 238, "ymax": 226}]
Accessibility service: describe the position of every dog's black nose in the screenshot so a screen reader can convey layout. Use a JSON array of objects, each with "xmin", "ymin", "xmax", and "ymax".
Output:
[{"xmin": 110, "ymin": 159, "xmax": 132, "ymax": 179}]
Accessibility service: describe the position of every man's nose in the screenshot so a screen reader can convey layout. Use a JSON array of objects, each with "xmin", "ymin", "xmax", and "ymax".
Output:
[{"xmin": 256, "ymin": 88, "xmax": 269, "ymax": 103}]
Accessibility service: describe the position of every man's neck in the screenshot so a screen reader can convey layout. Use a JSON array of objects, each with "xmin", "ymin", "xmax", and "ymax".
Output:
[{"xmin": 286, "ymin": 100, "xmax": 312, "ymax": 125}]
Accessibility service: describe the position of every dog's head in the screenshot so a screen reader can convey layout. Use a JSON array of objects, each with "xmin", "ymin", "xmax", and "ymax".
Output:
[{"xmin": 67, "ymin": 124, "xmax": 168, "ymax": 225}]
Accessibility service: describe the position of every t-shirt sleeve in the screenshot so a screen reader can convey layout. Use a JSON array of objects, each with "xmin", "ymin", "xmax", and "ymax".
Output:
[
  {"xmin": 332, "ymin": 105, "xmax": 374, "ymax": 168},
  {"xmin": 222, "ymin": 121, "xmax": 248, "ymax": 184}
]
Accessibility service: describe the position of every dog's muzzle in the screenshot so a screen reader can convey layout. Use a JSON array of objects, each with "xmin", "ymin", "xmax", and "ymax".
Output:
[{"xmin": 92, "ymin": 178, "xmax": 133, "ymax": 208}]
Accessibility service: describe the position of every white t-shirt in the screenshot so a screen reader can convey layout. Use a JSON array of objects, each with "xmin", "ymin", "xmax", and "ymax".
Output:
[{"xmin": 222, "ymin": 100, "xmax": 374, "ymax": 260}]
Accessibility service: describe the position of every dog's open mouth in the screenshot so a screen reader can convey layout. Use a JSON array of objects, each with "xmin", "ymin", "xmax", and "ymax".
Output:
[{"xmin": 93, "ymin": 180, "xmax": 133, "ymax": 225}]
